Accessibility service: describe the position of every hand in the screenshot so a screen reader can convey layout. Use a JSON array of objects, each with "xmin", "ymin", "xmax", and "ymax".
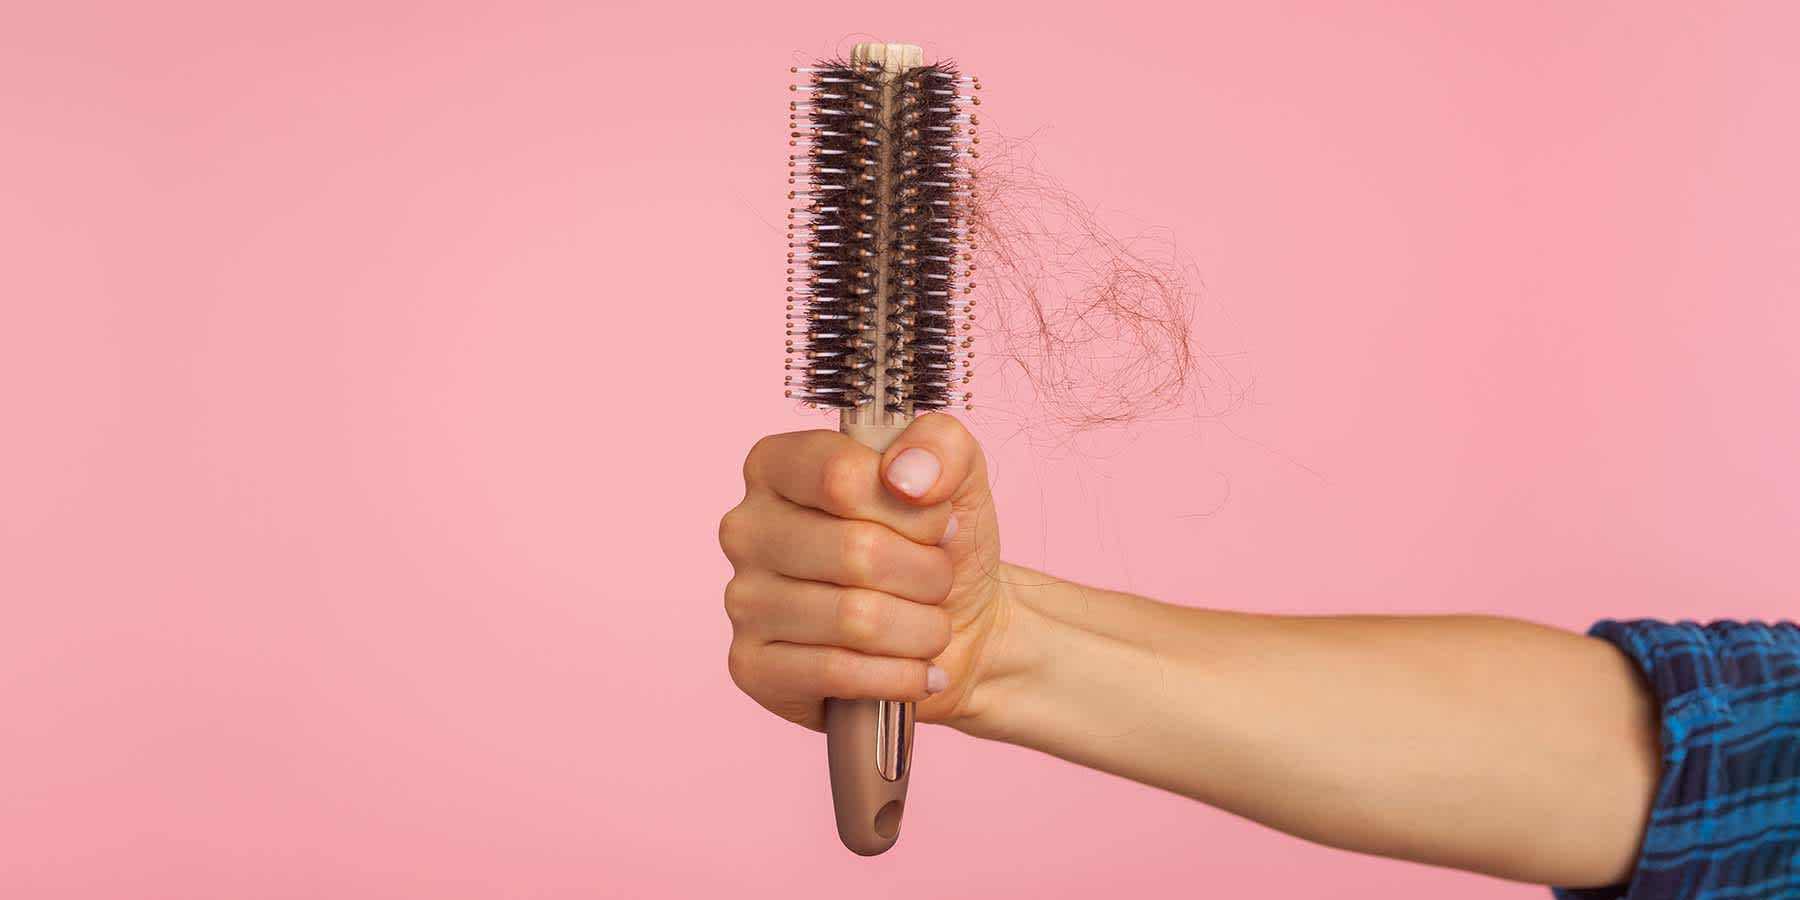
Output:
[{"xmin": 718, "ymin": 413, "xmax": 1008, "ymax": 731}]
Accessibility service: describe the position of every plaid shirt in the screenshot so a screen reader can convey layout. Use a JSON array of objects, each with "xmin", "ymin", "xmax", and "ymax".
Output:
[{"xmin": 1555, "ymin": 620, "xmax": 1800, "ymax": 900}]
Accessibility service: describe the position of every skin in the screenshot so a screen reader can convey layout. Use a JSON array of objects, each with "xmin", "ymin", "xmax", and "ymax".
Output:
[{"xmin": 719, "ymin": 412, "xmax": 1663, "ymax": 888}]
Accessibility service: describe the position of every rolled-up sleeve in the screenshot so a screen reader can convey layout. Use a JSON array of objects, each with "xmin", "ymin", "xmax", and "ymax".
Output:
[{"xmin": 1553, "ymin": 620, "xmax": 1800, "ymax": 900}]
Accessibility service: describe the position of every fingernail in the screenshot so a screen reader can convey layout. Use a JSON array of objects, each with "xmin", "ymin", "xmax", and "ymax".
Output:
[
  {"xmin": 926, "ymin": 666, "xmax": 949, "ymax": 694},
  {"xmin": 938, "ymin": 513, "xmax": 959, "ymax": 546},
  {"xmin": 886, "ymin": 448, "xmax": 941, "ymax": 498}
]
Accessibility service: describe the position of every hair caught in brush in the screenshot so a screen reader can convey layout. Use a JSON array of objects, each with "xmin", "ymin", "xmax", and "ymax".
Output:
[
  {"xmin": 965, "ymin": 133, "xmax": 1251, "ymax": 447},
  {"xmin": 787, "ymin": 51, "xmax": 1245, "ymax": 445}
]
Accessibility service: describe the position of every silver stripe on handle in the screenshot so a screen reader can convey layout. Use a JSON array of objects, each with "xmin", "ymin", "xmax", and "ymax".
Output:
[{"xmin": 874, "ymin": 699, "xmax": 914, "ymax": 781}]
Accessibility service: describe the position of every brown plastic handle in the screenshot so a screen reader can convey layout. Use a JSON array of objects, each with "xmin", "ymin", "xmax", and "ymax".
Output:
[
  {"xmin": 826, "ymin": 697, "xmax": 914, "ymax": 854},
  {"xmin": 827, "ymin": 418, "xmax": 916, "ymax": 854}
]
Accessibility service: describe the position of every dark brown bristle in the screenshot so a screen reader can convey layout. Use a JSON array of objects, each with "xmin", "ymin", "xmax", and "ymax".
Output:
[
  {"xmin": 785, "ymin": 61, "xmax": 882, "ymax": 408},
  {"xmin": 887, "ymin": 61, "xmax": 973, "ymax": 412},
  {"xmin": 785, "ymin": 58, "xmax": 978, "ymax": 413}
]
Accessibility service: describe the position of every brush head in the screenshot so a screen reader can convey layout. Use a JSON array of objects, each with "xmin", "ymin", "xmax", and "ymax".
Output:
[{"xmin": 786, "ymin": 53, "xmax": 979, "ymax": 415}]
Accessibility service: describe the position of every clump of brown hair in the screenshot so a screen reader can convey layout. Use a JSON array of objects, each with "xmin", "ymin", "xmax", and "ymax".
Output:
[{"xmin": 964, "ymin": 132, "xmax": 1251, "ymax": 447}]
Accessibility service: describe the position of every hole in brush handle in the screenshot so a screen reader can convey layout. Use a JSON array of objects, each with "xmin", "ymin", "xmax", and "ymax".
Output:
[
  {"xmin": 825, "ymin": 697, "xmax": 913, "ymax": 855},
  {"xmin": 873, "ymin": 800, "xmax": 903, "ymax": 839}
]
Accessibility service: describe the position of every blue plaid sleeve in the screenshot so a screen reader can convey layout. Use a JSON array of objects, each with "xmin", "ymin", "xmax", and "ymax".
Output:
[{"xmin": 1552, "ymin": 620, "xmax": 1800, "ymax": 900}]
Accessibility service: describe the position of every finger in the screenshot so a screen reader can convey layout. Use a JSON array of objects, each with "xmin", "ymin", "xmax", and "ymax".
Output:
[
  {"xmin": 880, "ymin": 412, "xmax": 989, "ymax": 509},
  {"xmin": 743, "ymin": 430, "xmax": 951, "ymax": 546},
  {"xmin": 726, "ymin": 638, "xmax": 828, "ymax": 731},
  {"xmin": 756, "ymin": 642, "xmax": 937, "ymax": 703},
  {"xmin": 728, "ymin": 573, "xmax": 953, "ymax": 660},
  {"xmin": 741, "ymin": 501, "xmax": 954, "ymax": 604}
]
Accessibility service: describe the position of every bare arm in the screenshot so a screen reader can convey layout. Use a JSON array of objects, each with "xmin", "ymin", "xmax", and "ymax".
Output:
[{"xmin": 957, "ymin": 564, "xmax": 1662, "ymax": 887}]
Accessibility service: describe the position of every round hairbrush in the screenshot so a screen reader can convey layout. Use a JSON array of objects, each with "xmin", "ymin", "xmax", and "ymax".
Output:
[{"xmin": 785, "ymin": 41, "xmax": 979, "ymax": 855}]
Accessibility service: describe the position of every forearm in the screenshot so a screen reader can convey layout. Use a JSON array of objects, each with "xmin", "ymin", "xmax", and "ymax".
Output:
[{"xmin": 954, "ymin": 564, "xmax": 1661, "ymax": 887}]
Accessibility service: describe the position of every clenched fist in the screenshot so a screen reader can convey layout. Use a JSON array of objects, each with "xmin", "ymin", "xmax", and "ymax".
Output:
[{"xmin": 718, "ymin": 413, "xmax": 1008, "ymax": 731}]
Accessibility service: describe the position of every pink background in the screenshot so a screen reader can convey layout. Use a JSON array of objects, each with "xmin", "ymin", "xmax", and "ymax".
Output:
[{"xmin": 3, "ymin": 2, "xmax": 1797, "ymax": 897}]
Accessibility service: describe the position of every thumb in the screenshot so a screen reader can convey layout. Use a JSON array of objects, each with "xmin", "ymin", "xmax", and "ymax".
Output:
[{"xmin": 879, "ymin": 412, "xmax": 989, "ymax": 509}]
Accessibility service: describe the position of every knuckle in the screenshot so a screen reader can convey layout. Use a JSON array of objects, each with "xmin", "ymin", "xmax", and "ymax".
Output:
[
  {"xmin": 838, "ymin": 523, "xmax": 884, "ymax": 584},
  {"xmin": 743, "ymin": 435, "xmax": 777, "ymax": 485},
  {"xmin": 832, "ymin": 588, "xmax": 879, "ymax": 646},
  {"xmin": 816, "ymin": 450, "xmax": 867, "ymax": 514},
  {"xmin": 725, "ymin": 641, "xmax": 753, "ymax": 690},
  {"xmin": 722, "ymin": 577, "xmax": 752, "ymax": 628},
  {"xmin": 716, "ymin": 507, "xmax": 751, "ymax": 560}
]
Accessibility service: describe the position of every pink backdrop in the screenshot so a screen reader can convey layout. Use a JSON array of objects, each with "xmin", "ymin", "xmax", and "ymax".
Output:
[{"xmin": 3, "ymin": 2, "xmax": 1797, "ymax": 897}]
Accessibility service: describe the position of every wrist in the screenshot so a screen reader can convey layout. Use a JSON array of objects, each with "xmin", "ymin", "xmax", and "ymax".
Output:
[
  {"xmin": 943, "ymin": 566, "xmax": 1251, "ymax": 761},
  {"xmin": 940, "ymin": 561, "xmax": 1052, "ymax": 739},
  {"xmin": 947, "ymin": 563, "xmax": 1188, "ymax": 748}
]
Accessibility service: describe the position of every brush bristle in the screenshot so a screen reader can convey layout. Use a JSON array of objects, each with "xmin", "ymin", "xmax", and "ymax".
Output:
[{"xmin": 786, "ymin": 59, "xmax": 979, "ymax": 412}]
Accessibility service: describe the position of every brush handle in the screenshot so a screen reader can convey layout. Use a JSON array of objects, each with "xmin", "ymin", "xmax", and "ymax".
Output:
[{"xmin": 827, "ymin": 419, "xmax": 914, "ymax": 855}]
